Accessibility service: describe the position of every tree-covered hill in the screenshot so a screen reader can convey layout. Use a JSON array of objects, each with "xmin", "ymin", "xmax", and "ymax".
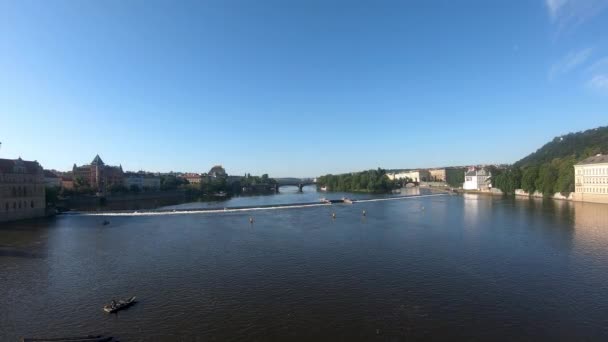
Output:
[
  {"xmin": 514, "ymin": 126, "xmax": 608, "ymax": 168},
  {"xmin": 493, "ymin": 125, "xmax": 608, "ymax": 196}
]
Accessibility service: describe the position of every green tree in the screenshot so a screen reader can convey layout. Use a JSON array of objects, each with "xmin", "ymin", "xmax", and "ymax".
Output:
[
  {"xmin": 535, "ymin": 164, "xmax": 558, "ymax": 196},
  {"xmin": 160, "ymin": 175, "xmax": 188, "ymax": 191},
  {"xmin": 108, "ymin": 183, "xmax": 128, "ymax": 194},
  {"xmin": 521, "ymin": 166, "xmax": 539, "ymax": 194},
  {"xmin": 555, "ymin": 157, "xmax": 575, "ymax": 195},
  {"xmin": 46, "ymin": 186, "xmax": 59, "ymax": 206},
  {"xmin": 493, "ymin": 168, "xmax": 520, "ymax": 195},
  {"xmin": 316, "ymin": 168, "xmax": 397, "ymax": 193}
]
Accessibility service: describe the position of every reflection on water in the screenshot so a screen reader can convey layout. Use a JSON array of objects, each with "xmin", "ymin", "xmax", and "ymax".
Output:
[
  {"xmin": 573, "ymin": 201, "xmax": 608, "ymax": 255},
  {"xmin": 1, "ymin": 191, "xmax": 608, "ymax": 341}
]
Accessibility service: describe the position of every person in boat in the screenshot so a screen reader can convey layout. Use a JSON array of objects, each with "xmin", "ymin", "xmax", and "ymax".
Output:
[{"xmin": 111, "ymin": 299, "xmax": 117, "ymax": 309}]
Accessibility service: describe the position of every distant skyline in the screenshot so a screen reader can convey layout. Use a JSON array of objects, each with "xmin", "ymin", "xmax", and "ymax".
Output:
[{"xmin": 1, "ymin": 0, "xmax": 608, "ymax": 177}]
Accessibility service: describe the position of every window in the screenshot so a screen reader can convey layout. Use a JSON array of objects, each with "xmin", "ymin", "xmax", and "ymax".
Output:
[
  {"xmin": 13, "ymin": 202, "xmax": 16, "ymax": 209},
  {"xmin": 30, "ymin": 201, "xmax": 34, "ymax": 208},
  {"xmin": 4, "ymin": 203, "xmax": 7, "ymax": 211}
]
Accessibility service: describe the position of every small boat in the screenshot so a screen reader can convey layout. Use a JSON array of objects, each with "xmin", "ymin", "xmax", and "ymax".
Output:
[
  {"xmin": 319, "ymin": 197, "xmax": 331, "ymax": 204},
  {"xmin": 103, "ymin": 296, "xmax": 136, "ymax": 313},
  {"xmin": 102, "ymin": 220, "xmax": 110, "ymax": 226},
  {"xmin": 342, "ymin": 197, "xmax": 354, "ymax": 204}
]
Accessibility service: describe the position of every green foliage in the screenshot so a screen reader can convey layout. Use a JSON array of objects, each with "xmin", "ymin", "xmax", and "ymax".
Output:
[
  {"xmin": 201, "ymin": 177, "xmax": 228, "ymax": 194},
  {"xmin": 45, "ymin": 186, "xmax": 59, "ymax": 206},
  {"xmin": 493, "ymin": 168, "xmax": 521, "ymax": 194},
  {"xmin": 160, "ymin": 175, "xmax": 188, "ymax": 191},
  {"xmin": 555, "ymin": 156, "xmax": 575, "ymax": 195},
  {"xmin": 316, "ymin": 168, "xmax": 398, "ymax": 193},
  {"xmin": 71, "ymin": 176, "xmax": 94, "ymax": 195},
  {"xmin": 535, "ymin": 164, "xmax": 558, "ymax": 196},
  {"xmin": 107, "ymin": 183, "xmax": 128, "ymax": 194},
  {"xmin": 493, "ymin": 126, "xmax": 607, "ymax": 197},
  {"xmin": 515, "ymin": 126, "xmax": 608, "ymax": 168},
  {"xmin": 446, "ymin": 168, "xmax": 465, "ymax": 187},
  {"xmin": 521, "ymin": 166, "xmax": 538, "ymax": 194},
  {"xmin": 240, "ymin": 174, "xmax": 277, "ymax": 188}
]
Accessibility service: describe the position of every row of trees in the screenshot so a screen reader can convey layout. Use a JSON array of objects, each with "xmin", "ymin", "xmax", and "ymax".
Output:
[
  {"xmin": 492, "ymin": 156, "xmax": 576, "ymax": 196},
  {"xmin": 189, "ymin": 174, "xmax": 278, "ymax": 198},
  {"xmin": 316, "ymin": 168, "xmax": 399, "ymax": 193}
]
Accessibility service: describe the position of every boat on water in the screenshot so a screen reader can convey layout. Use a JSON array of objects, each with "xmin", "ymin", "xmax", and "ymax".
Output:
[
  {"xmin": 103, "ymin": 296, "xmax": 136, "ymax": 313},
  {"xmin": 342, "ymin": 197, "xmax": 354, "ymax": 204},
  {"xmin": 319, "ymin": 197, "xmax": 332, "ymax": 204}
]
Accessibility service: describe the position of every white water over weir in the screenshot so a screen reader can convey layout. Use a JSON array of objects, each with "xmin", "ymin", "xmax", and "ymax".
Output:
[{"xmin": 78, "ymin": 193, "xmax": 447, "ymax": 217}]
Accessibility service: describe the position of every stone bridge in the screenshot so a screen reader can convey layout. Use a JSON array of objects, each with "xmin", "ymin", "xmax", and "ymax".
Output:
[{"xmin": 275, "ymin": 178, "xmax": 315, "ymax": 192}]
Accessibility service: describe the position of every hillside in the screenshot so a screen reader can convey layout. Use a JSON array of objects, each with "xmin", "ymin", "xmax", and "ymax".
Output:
[
  {"xmin": 494, "ymin": 125, "xmax": 608, "ymax": 196},
  {"xmin": 514, "ymin": 126, "xmax": 608, "ymax": 167}
]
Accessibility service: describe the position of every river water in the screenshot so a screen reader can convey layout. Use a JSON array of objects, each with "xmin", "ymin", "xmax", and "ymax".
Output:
[{"xmin": 1, "ymin": 186, "xmax": 608, "ymax": 341}]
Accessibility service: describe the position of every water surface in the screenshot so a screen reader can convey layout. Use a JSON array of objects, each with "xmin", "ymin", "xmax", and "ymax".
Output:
[{"xmin": 1, "ymin": 189, "xmax": 607, "ymax": 341}]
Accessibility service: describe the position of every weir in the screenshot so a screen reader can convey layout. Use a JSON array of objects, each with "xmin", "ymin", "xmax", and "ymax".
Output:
[{"xmin": 77, "ymin": 193, "xmax": 447, "ymax": 217}]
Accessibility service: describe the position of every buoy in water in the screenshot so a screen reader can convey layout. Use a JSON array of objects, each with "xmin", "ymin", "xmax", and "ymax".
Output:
[
  {"xmin": 332, "ymin": 212, "xmax": 336, "ymax": 219},
  {"xmin": 362, "ymin": 210, "xmax": 367, "ymax": 217},
  {"xmin": 249, "ymin": 217, "xmax": 254, "ymax": 224}
]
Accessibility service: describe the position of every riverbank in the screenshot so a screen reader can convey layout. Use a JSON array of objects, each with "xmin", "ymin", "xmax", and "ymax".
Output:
[
  {"xmin": 513, "ymin": 189, "xmax": 608, "ymax": 204},
  {"xmin": 454, "ymin": 188, "xmax": 504, "ymax": 196}
]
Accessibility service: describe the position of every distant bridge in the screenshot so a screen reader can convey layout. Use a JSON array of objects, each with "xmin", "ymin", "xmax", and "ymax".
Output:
[
  {"xmin": 402, "ymin": 180, "xmax": 419, "ymax": 187},
  {"xmin": 275, "ymin": 178, "xmax": 315, "ymax": 192}
]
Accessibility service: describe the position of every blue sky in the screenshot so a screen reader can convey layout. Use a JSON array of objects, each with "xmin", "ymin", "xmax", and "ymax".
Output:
[{"xmin": 1, "ymin": 0, "xmax": 607, "ymax": 177}]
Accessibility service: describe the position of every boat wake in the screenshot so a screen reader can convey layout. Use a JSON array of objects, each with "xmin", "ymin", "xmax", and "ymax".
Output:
[
  {"xmin": 77, "ymin": 193, "xmax": 447, "ymax": 217},
  {"xmin": 354, "ymin": 193, "xmax": 445, "ymax": 203}
]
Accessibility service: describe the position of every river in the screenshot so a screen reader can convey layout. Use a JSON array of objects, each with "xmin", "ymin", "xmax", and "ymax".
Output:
[{"xmin": 1, "ymin": 186, "xmax": 608, "ymax": 341}]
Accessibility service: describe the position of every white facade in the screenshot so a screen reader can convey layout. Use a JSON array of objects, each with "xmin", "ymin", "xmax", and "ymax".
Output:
[
  {"xmin": 574, "ymin": 154, "xmax": 608, "ymax": 200},
  {"xmin": 183, "ymin": 173, "xmax": 203, "ymax": 184},
  {"xmin": 124, "ymin": 172, "xmax": 161, "ymax": 190},
  {"xmin": 124, "ymin": 174, "xmax": 144, "ymax": 189},
  {"xmin": 387, "ymin": 170, "xmax": 430, "ymax": 182},
  {"xmin": 463, "ymin": 168, "xmax": 491, "ymax": 190}
]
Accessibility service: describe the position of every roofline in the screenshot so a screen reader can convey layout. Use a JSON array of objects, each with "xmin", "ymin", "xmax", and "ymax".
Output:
[{"xmin": 575, "ymin": 162, "xmax": 608, "ymax": 166}]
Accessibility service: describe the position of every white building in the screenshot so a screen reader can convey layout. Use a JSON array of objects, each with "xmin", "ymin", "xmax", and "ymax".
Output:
[
  {"xmin": 182, "ymin": 173, "xmax": 203, "ymax": 184},
  {"xmin": 124, "ymin": 172, "xmax": 160, "ymax": 191},
  {"xmin": 573, "ymin": 154, "xmax": 608, "ymax": 204},
  {"xmin": 463, "ymin": 168, "xmax": 491, "ymax": 190},
  {"xmin": 386, "ymin": 170, "xmax": 430, "ymax": 182}
]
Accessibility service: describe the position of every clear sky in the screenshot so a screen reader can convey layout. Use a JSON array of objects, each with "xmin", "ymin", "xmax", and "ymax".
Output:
[{"xmin": 1, "ymin": 0, "xmax": 607, "ymax": 177}]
